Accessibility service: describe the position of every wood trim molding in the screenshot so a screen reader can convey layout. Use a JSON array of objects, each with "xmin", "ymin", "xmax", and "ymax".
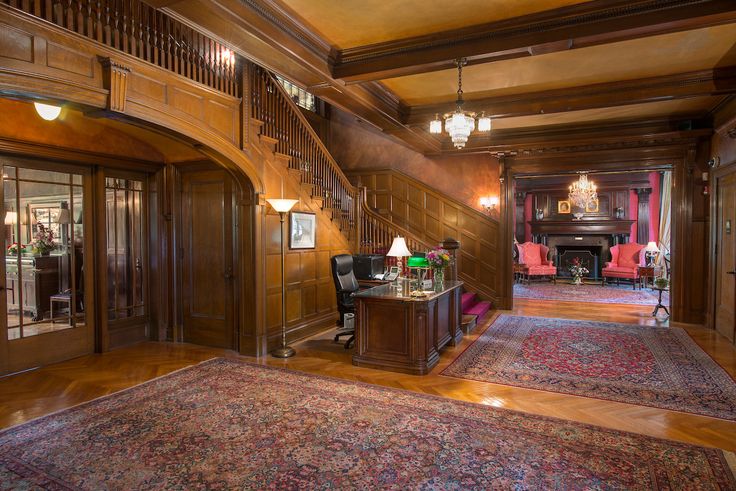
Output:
[
  {"xmin": 333, "ymin": 0, "xmax": 736, "ymax": 82},
  {"xmin": 0, "ymin": 137, "xmax": 164, "ymax": 170}
]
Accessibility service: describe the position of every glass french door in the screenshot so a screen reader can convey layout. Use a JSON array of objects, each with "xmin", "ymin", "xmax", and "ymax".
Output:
[
  {"xmin": 0, "ymin": 158, "xmax": 93, "ymax": 375},
  {"xmin": 102, "ymin": 173, "xmax": 149, "ymax": 343}
]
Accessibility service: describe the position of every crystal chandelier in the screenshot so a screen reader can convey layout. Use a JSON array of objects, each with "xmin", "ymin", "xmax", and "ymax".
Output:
[
  {"xmin": 429, "ymin": 59, "xmax": 491, "ymax": 149},
  {"xmin": 568, "ymin": 173, "xmax": 598, "ymax": 208}
]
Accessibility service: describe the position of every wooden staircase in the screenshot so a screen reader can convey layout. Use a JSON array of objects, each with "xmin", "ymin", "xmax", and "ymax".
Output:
[{"xmin": 249, "ymin": 66, "xmax": 493, "ymax": 312}]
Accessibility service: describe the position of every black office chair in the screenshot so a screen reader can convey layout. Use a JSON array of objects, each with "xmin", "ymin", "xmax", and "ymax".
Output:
[{"xmin": 330, "ymin": 254, "xmax": 359, "ymax": 349}]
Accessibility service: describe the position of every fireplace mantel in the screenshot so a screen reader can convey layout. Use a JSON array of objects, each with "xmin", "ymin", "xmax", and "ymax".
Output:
[{"xmin": 529, "ymin": 219, "xmax": 635, "ymax": 236}]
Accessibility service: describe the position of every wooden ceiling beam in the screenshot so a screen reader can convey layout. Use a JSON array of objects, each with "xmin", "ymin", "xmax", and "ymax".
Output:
[
  {"xmin": 405, "ymin": 67, "xmax": 736, "ymax": 125},
  {"xmin": 333, "ymin": 0, "xmax": 736, "ymax": 83}
]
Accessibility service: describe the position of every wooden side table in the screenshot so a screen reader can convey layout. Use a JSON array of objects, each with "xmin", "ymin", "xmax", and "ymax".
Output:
[
  {"xmin": 637, "ymin": 265, "xmax": 662, "ymax": 289},
  {"xmin": 513, "ymin": 263, "xmax": 527, "ymax": 284},
  {"xmin": 652, "ymin": 287, "xmax": 670, "ymax": 318}
]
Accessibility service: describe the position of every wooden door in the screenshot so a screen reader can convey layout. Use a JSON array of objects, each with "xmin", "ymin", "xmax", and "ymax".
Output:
[
  {"xmin": 180, "ymin": 169, "xmax": 236, "ymax": 349},
  {"xmin": 715, "ymin": 171, "xmax": 736, "ymax": 342}
]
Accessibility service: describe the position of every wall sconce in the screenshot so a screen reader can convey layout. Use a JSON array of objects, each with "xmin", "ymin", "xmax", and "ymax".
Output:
[{"xmin": 480, "ymin": 196, "xmax": 499, "ymax": 213}]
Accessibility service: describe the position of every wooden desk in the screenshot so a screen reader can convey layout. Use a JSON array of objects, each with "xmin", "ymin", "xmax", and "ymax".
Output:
[{"xmin": 352, "ymin": 281, "xmax": 463, "ymax": 375}]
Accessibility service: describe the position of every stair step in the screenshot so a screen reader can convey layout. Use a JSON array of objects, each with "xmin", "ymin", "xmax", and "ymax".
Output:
[
  {"xmin": 287, "ymin": 168, "xmax": 302, "ymax": 180},
  {"xmin": 274, "ymin": 152, "xmax": 291, "ymax": 167},
  {"xmin": 461, "ymin": 314, "xmax": 477, "ymax": 334},
  {"xmin": 466, "ymin": 300, "xmax": 491, "ymax": 318},
  {"xmin": 258, "ymin": 134, "xmax": 278, "ymax": 151},
  {"xmin": 461, "ymin": 292, "xmax": 477, "ymax": 312}
]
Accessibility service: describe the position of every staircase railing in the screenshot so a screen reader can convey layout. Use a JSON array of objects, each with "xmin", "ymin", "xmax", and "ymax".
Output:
[
  {"xmin": 2, "ymin": 0, "xmax": 240, "ymax": 97},
  {"xmin": 250, "ymin": 65, "xmax": 358, "ymax": 239},
  {"xmin": 358, "ymin": 188, "xmax": 433, "ymax": 255}
]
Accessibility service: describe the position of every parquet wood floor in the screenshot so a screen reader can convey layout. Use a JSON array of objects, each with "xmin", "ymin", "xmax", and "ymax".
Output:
[{"xmin": 1, "ymin": 299, "xmax": 735, "ymax": 454}]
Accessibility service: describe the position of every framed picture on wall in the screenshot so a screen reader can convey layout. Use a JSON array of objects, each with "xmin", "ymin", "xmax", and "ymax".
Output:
[
  {"xmin": 585, "ymin": 199, "xmax": 599, "ymax": 213},
  {"xmin": 557, "ymin": 200, "xmax": 571, "ymax": 214},
  {"xmin": 289, "ymin": 211, "xmax": 316, "ymax": 249}
]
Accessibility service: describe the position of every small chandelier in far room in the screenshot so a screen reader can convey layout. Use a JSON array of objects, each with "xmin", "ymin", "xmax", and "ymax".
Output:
[
  {"xmin": 428, "ymin": 58, "xmax": 491, "ymax": 149},
  {"xmin": 568, "ymin": 173, "xmax": 598, "ymax": 208}
]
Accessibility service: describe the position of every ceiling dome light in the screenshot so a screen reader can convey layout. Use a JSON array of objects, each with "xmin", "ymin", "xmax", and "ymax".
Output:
[
  {"xmin": 34, "ymin": 102, "xmax": 62, "ymax": 121},
  {"xmin": 427, "ymin": 59, "xmax": 491, "ymax": 149}
]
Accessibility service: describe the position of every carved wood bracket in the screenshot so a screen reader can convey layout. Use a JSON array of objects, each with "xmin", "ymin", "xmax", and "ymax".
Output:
[{"xmin": 99, "ymin": 57, "xmax": 132, "ymax": 113}]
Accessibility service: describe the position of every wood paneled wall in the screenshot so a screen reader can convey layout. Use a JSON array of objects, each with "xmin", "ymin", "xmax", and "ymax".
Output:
[
  {"xmin": 259, "ymin": 137, "xmax": 350, "ymax": 347},
  {"xmin": 346, "ymin": 169, "xmax": 500, "ymax": 302}
]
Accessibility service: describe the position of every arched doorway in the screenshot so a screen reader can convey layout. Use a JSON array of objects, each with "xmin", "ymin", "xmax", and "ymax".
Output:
[{"xmin": 0, "ymin": 98, "xmax": 257, "ymax": 374}]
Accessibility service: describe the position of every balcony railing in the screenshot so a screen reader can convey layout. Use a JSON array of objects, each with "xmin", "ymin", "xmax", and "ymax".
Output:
[{"xmin": 2, "ymin": 0, "xmax": 240, "ymax": 97}]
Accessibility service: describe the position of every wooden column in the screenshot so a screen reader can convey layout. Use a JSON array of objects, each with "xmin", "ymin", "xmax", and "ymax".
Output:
[
  {"xmin": 637, "ymin": 188, "xmax": 652, "ymax": 244},
  {"xmin": 440, "ymin": 238, "xmax": 460, "ymax": 282},
  {"xmin": 514, "ymin": 191, "xmax": 526, "ymax": 243}
]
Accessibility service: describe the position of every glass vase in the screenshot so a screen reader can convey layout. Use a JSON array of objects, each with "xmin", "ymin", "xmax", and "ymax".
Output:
[{"xmin": 433, "ymin": 268, "xmax": 445, "ymax": 292}]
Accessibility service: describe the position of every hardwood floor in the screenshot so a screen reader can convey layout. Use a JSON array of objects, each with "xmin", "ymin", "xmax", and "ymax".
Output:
[{"xmin": 1, "ymin": 298, "xmax": 735, "ymax": 454}]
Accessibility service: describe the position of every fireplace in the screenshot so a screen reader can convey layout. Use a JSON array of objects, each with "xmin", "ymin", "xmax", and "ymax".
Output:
[{"xmin": 556, "ymin": 245, "xmax": 602, "ymax": 279}]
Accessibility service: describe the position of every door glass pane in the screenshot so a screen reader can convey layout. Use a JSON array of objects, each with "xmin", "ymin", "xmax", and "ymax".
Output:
[
  {"xmin": 4, "ymin": 165, "xmax": 85, "ymax": 340},
  {"xmin": 106, "ymin": 178, "xmax": 145, "ymax": 321}
]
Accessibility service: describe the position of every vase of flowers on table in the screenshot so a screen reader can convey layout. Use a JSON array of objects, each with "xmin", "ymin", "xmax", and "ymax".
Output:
[
  {"xmin": 6, "ymin": 242, "xmax": 22, "ymax": 256},
  {"xmin": 31, "ymin": 223, "xmax": 56, "ymax": 256},
  {"xmin": 568, "ymin": 257, "xmax": 589, "ymax": 286},
  {"xmin": 427, "ymin": 247, "xmax": 450, "ymax": 292}
]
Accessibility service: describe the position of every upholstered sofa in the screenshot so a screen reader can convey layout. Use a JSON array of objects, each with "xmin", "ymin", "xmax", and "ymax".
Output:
[
  {"xmin": 516, "ymin": 242, "xmax": 557, "ymax": 284},
  {"xmin": 602, "ymin": 243, "xmax": 646, "ymax": 289}
]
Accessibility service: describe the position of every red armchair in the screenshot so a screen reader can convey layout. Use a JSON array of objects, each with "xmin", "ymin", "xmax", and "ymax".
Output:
[
  {"xmin": 517, "ymin": 242, "xmax": 556, "ymax": 284},
  {"xmin": 602, "ymin": 243, "xmax": 646, "ymax": 289}
]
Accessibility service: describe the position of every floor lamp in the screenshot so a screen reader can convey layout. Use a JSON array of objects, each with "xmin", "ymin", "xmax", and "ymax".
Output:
[{"xmin": 267, "ymin": 198, "xmax": 299, "ymax": 358}]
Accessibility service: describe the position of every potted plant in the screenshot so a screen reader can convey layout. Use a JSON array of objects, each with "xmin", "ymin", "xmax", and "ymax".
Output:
[
  {"xmin": 426, "ymin": 247, "xmax": 450, "ymax": 292},
  {"xmin": 31, "ymin": 223, "xmax": 56, "ymax": 256},
  {"xmin": 654, "ymin": 277, "xmax": 669, "ymax": 290},
  {"xmin": 568, "ymin": 257, "xmax": 589, "ymax": 286}
]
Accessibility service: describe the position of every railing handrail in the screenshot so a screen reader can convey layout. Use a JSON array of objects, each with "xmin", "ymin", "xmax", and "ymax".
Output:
[
  {"xmin": 262, "ymin": 70, "xmax": 356, "ymax": 194},
  {"xmin": 2, "ymin": 0, "xmax": 240, "ymax": 98}
]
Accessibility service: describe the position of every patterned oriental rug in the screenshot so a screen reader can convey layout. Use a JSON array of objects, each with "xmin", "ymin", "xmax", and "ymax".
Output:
[
  {"xmin": 443, "ymin": 315, "xmax": 736, "ymax": 421},
  {"xmin": 514, "ymin": 282, "xmax": 669, "ymax": 305},
  {"xmin": 1, "ymin": 359, "xmax": 735, "ymax": 489}
]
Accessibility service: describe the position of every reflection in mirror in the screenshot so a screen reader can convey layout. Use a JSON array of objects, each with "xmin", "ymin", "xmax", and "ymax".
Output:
[{"xmin": 3, "ymin": 165, "xmax": 85, "ymax": 340}]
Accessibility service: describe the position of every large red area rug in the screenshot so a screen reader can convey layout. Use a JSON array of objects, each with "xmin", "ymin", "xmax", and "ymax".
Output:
[
  {"xmin": 1, "ymin": 359, "xmax": 735, "ymax": 489},
  {"xmin": 514, "ymin": 282, "xmax": 669, "ymax": 305},
  {"xmin": 442, "ymin": 315, "xmax": 736, "ymax": 421}
]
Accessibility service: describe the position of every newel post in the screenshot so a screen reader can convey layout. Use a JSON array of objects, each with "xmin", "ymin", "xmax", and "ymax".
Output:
[{"xmin": 440, "ymin": 238, "xmax": 460, "ymax": 282}]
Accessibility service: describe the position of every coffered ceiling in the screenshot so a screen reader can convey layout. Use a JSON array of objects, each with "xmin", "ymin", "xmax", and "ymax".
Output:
[
  {"xmin": 382, "ymin": 25, "xmax": 736, "ymax": 106},
  {"xmin": 277, "ymin": 0, "xmax": 589, "ymax": 49},
  {"xmin": 164, "ymin": 0, "xmax": 736, "ymax": 154}
]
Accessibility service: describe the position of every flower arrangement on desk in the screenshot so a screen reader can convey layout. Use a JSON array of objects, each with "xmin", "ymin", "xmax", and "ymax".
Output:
[
  {"xmin": 568, "ymin": 257, "xmax": 589, "ymax": 286},
  {"xmin": 31, "ymin": 223, "xmax": 56, "ymax": 255},
  {"xmin": 427, "ymin": 247, "xmax": 451, "ymax": 291}
]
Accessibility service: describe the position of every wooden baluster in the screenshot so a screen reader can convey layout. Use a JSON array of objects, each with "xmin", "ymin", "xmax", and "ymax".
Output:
[
  {"xmin": 142, "ymin": 5, "xmax": 150, "ymax": 62},
  {"xmin": 52, "ymin": 0, "xmax": 63, "ymax": 25},
  {"xmin": 111, "ymin": 0, "xmax": 120, "ymax": 49},
  {"xmin": 128, "ymin": 0, "xmax": 137, "ymax": 57},
  {"xmin": 33, "ymin": 0, "xmax": 41, "ymax": 16},
  {"xmin": 172, "ymin": 18, "xmax": 179, "ymax": 74},
  {"xmin": 64, "ymin": 0, "xmax": 73, "ymax": 30},
  {"xmin": 75, "ymin": 0, "xmax": 84, "ymax": 34},
  {"xmin": 84, "ymin": 0, "xmax": 93, "ymax": 38},
  {"xmin": 164, "ymin": 15, "xmax": 172, "ymax": 71},
  {"xmin": 43, "ymin": 0, "xmax": 52, "ymax": 21},
  {"xmin": 21, "ymin": 0, "xmax": 30, "ymax": 14},
  {"xmin": 120, "ymin": 0, "xmax": 128, "ymax": 53},
  {"xmin": 102, "ymin": 0, "xmax": 110, "ymax": 45}
]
